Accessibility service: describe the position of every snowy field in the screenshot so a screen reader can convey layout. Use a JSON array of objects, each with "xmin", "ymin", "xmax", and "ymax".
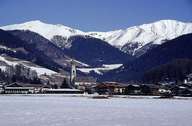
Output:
[{"xmin": 0, "ymin": 95, "xmax": 192, "ymax": 126}]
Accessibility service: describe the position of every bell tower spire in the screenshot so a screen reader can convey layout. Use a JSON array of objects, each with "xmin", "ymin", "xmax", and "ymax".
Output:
[{"xmin": 70, "ymin": 59, "xmax": 76, "ymax": 88}]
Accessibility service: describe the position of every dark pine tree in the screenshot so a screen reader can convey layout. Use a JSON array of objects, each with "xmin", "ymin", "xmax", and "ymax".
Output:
[{"xmin": 60, "ymin": 78, "xmax": 69, "ymax": 88}]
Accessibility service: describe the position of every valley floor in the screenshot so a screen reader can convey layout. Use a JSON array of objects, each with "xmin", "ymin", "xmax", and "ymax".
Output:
[{"xmin": 0, "ymin": 95, "xmax": 192, "ymax": 126}]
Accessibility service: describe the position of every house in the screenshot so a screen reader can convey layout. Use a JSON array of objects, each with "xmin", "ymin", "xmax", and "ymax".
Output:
[
  {"xmin": 176, "ymin": 84, "xmax": 192, "ymax": 97},
  {"xmin": 0, "ymin": 84, "xmax": 4, "ymax": 94},
  {"xmin": 184, "ymin": 74, "xmax": 192, "ymax": 85},
  {"xmin": 3, "ymin": 82, "xmax": 43, "ymax": 94},
  {"xmin": 124, "ymin": 84, "xmax": 141, "ymax": 95},
  {"xmin": 158, "ymin": 88, "xmax": 173, "ymax": 98},
  {"xmin": 4, "ymin": 83, "xmax": 34, "ymax": 94},
  {"xmin": 0, "ymin": 81, "xmax": 6, "ymax": 94},
  {"xmin": 141, "ymin": 84, "xmax": 160, "ymax": 95},
  {"xmin": 123, "ymin": 84, "xmax": 160, "ymax": 95},
  {"xmin": 41, "ymin": 88, "xmax": 84, "ymax": 94},
  {"xmin": 95, "ymin": 82, "xmax": 126, "ymax": 95},
  {"xmin": 75, "ymin": 76, "xmax": 97, "ymax": 91}
]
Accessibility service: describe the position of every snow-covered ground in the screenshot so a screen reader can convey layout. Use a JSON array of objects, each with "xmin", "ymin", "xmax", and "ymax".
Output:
[
  {"xmin": 77, "ymin": 64, "xmax": 122, "ymax": 75},
  {"xmin": 29, "ymin": 67, "xmax": 56, "ymax": 76},
  {"xmin": 0, "ymin": 95, "xmax": 192, "ymax": 126},
  {"xmin": 0, "ymin": 45, "xmax": 16, "ymax": 52},
  {"xmin": 0, "ymin": 55, "xmax": 56, "ymax": 76}
]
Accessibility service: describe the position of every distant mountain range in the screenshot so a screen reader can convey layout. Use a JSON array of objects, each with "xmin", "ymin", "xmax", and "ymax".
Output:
[
  {"xmin": 2, "ymin": 20, "xmax": 192, "ymax": 57},
  {"xmin": 1, "ymin": 20, "xmax": 192, "ymax": 82}
]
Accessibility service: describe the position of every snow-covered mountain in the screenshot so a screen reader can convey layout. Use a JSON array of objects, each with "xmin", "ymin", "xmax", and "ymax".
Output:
[
  {"xmin": 89, "ymin": 20, "xmax": 192, "ymax": 56},
  {"xmin": 1, "ymin": 20, "xmax": 85, "ymax": 40},
  {"xmin": 89, "ymin": 20, "xmax": 192, "ymax": 46},
  {"xmin": 1, "ymin": 20, "xmax": 192, "ymax": 56}
]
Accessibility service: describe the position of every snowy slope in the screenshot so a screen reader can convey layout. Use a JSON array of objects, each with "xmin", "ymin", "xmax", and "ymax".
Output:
[
  {"xmin": 1, "ymin": 20, "xmax": 192, "ymax": 56},
  {"xmin": 77, "ymin": 64, "xmax": 122, "ymax": 75},
  {"xmin": 88, "ymin": 20, "xmax": 192, "ymax": 56},
  {"xmin": 0, "ymin": 55, "xmax": 57, "ymax": 76},
  {"xmin": 88, "ymin": 20, "xmax": 192, "ymax": 46},
  {"xmin": 1, "ymin": 20, "xmax": 85, "ymax": 40}
]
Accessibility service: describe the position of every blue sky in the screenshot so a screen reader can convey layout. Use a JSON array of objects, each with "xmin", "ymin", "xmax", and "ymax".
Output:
[{"xmin": 0, "ymin": 0, "xmax": 192, "ymax": 31}]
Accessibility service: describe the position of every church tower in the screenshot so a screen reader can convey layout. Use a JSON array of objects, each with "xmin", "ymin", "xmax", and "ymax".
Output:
[{"xmin": 70, "ymin": 60, "xmax": 76, "ymax": 88}]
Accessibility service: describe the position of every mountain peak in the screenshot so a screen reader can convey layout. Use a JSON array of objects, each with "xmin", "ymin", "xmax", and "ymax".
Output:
[
  {"xmin": 1, "ymin": 20, "xmax": 85, "ymax": 40},
  {"xmin": 24, "ymin": 20, "xmax": 69, "ymax": 28},
  {"xmin": 154, "ymin": 19, "xmax": 182, "ymax": 23},
  {"xmin": 25, "ymin": 20, "xmax": 44, "ymax": 24},
  {"xmin": 148, "ymin": 19, "xmax": 189, "ymax": 27}
]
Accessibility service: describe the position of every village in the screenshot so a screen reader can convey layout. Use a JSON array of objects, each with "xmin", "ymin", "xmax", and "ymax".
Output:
[{"xmin": 0, "ymin": 60, "xmax": 192, "ymax": 98}]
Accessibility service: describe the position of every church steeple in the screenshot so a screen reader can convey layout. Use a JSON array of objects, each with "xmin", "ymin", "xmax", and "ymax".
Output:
[{"xmin": 70, "ymin": 59, "xmax": 76, "ymax": 88}]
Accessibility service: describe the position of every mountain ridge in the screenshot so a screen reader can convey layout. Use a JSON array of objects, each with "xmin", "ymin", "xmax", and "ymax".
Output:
[
  {"xmin": 100, "ymin": 33, "xmax": 192, "ymax": 82},
  {"xmin": 1, "ymin": 20, "xmax": 192, "ymax": 56}
]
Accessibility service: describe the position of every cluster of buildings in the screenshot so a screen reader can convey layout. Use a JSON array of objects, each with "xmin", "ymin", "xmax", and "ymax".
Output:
[
  {"xmin": 0, "ymin": 82, "xmax": 84, "ymax": 94},
  {"xmin": 92, "ymin": 82, "xmax": 156, "ymax": 95},
  {"xmin": 158, "ymin": 74, "xmax": 192, "ymax": 97},
  {"xmin": 0, "ymin": 60, "xmax": 192, "ymax": 98},
  {"xmin": 0, "ymin": 60, "xmax": 95, "ymax": 94},
  {"xmin": 1, "ymin": 79, "xmax": 192, "ymax": 97}
]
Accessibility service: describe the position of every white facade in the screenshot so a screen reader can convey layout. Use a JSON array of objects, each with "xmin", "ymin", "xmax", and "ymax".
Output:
[{"xmin": 70, "ymin": 60, "xmax": 77, "ymax": 88}]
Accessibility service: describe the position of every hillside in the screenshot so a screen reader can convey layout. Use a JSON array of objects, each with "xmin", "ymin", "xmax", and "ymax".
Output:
[
  {"xmin": 0, "ymin": 29, "xmax": 62, "ymax": 71},
  {"xmin": 101, "ymin": 33, "xmax": 192, "ymax": 82}
]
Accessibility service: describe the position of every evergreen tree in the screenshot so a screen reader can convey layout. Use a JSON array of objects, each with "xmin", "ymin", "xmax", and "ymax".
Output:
[{"xmin": 60, "ymin": 78, "xmax": 69, "ymax": 88}]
